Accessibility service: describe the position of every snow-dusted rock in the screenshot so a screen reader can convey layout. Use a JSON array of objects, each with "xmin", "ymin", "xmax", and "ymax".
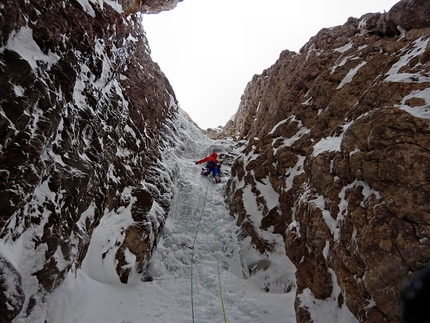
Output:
[
  {"xmin": 0, "ymin": 255, "xmax": 25, "ymax": 323},
  {"xmin": 224, "ymin": 0, "xmax": 430, "ymax": 322},
  {"xmin": 0, "ymin": 0, "xmax": 181, "ymax": 320}
]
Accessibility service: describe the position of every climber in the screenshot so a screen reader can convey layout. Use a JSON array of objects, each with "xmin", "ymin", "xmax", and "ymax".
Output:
[{"xmin": 195, "ymin": 152, "xmax": 221, "ymax": 183}]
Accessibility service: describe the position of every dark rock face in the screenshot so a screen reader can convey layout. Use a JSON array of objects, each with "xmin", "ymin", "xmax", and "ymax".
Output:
[
  {"xmin": 0, "ymin": 256, "xmax": 25, "ymax": 323},
  {"xmin": 224, "ymin": 0, "xmax": 430, "ymax": 322},
  {"xmin": 0, "ymin": 0, "xmax": 181, "ymax": 320}
]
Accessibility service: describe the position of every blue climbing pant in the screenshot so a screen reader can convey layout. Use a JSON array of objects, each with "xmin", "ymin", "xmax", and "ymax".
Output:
[{"xmin": 203, "ymin": 166, "xmax": 219, "ymax": 177}]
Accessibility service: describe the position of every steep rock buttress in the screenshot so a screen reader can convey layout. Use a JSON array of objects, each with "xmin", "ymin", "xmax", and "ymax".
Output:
[
  {"xmin": 223, "ymin": 0, "xmax": 430, "ymax": 322},
  {"xmin": 0, "ymin": 0, "xmax": 182, "ymax": 321}
]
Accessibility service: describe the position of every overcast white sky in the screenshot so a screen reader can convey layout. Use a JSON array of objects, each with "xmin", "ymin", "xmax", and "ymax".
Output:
[{"xmin": 142, "ymin": 0, "xmax": 400, "ymax": 129}]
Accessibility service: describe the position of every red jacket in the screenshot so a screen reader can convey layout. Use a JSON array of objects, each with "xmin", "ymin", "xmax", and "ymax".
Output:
[{"xmin": 196, "ymin": 152, "xmax": 218, "ymax": 165}]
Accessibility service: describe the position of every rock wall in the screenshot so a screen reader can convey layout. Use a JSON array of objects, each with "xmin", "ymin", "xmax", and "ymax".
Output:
[
  {"xmin": 0, "ymin": 0, "xmax": 181, "ymax": 321},
  {"xmin": 224, "ymin": 0, "xmax": 430, "ymax": 322}
]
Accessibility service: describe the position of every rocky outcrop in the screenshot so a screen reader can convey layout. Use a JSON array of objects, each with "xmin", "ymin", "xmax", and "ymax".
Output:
[
  {"xmin": 224, "ymin": 0, "xmax": 430, "ymax": 322},
  {"xmin": 0, "ymin": 0, "xmax": 181, "ymax": 320},
  {"xmin": 0, "ymin": 256, "xmax": 25, "ymax": 323}
]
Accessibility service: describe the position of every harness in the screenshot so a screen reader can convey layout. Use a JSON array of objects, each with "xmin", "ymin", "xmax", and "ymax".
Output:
[{"xmin": 206, "ymin": 160, "xmax": 219, "ymax": 169}]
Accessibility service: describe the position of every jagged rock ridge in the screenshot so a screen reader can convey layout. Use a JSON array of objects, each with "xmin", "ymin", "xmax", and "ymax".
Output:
[
  {"xmin": 223, "ymin": 0, "xmax": 430, "ymax": 322},
  {"xmin": 0, "ymin": 0, "xmax": 181, "ymax": 321}
]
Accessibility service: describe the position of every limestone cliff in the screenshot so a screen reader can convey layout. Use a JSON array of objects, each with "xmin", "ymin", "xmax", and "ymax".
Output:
[
  {"xmin": 0, "ymin": 0, "xmax": 181, "ymax": 321},
  {"xmin": 224, "ymin": 0, "xmax": 430, "ymax": 322}
]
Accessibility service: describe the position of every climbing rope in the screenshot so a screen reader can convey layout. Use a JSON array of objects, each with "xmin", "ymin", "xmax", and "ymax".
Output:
[
  {"xmin": 214, "ymin": 219, "xmax": 228, "ymax": 322},
  {"xmin": 190, "ymin": 179, "xmax": 210, "ymax": 323},
  {"xmin": 190, "ymin": 178, "xmax": 228, "ymax": 323},
  {"xmin": 209, "ymin": 181, "xmax": 228, "ymax": 323}
]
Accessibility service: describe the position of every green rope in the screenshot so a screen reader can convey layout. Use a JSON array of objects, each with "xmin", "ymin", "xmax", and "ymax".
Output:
[
  {"xmin": 190, "ymin": 178, "xmax": 227, "ymax": 323},
  {"xmin": 210, "ymin": 183, "xmax": 227, "ymax": 323},
  {"xmin": 214, "ymin": 230, "xmax": 228, "ymax": 323},
  {"xmin": 190, "ymin": 179, "xmax": 210, "ymax": 323}
]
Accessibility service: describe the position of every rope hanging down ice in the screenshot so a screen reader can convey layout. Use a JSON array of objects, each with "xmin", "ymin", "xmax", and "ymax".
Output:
[
  {"xmin": 189, "ymin": 179, "xmax": 227, "ymax": 323},
  {"xmin": 212, "ymin": 197, "xmax": 228, "ymax": 323},
  {"xmin": 190, "ymin": 179, "xmax": 210, "ymax": 323}
]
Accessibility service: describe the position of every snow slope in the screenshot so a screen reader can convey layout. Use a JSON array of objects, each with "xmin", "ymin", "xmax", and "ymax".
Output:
[{"xmin": 37, "ymin": 115, "xmax": 297, "ymax": 323}]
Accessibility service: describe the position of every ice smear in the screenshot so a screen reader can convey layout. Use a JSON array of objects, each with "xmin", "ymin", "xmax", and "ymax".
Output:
[
  {"xmin": 385, "ymin": 36, "xmax": 430, "ymax": 83},
  {"xmin": 312, "ymin": 121, "xmax": 353, "ymax": 156},
  {"xmin": 337, "ymin": 61, "xmax": 367, "ymax": 89},
  {"xmin": 75, "ymin": 0, "xmax": 96, "ymax": 17},
  {"xmin": 311, "ymin": 194, "xmax": 340, "ymax": 240},
  {"xmin": 397, "ymin": 87, "xmax": 430, "ymax": 119},
  {"xmin": 2, "ymin": 26, "xmax": 60, "ymax": 70},
  {"xmin": 271, "ymin": 116, "xmax": 310, "ymax": 155},
  {"xmin": 330, "ymin": 55, "xmax": 357, "ymax": 74},
  {"xmin": 307, "ymin": 179, "xmax": 380, "ymax": 243},
  {"xmin": 298, "ymin": 268, "xmax": 358, "ymax": 323},
  {"xmin": 334, "ymin": 42, "xmax": 353, "ymax": 53}
]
